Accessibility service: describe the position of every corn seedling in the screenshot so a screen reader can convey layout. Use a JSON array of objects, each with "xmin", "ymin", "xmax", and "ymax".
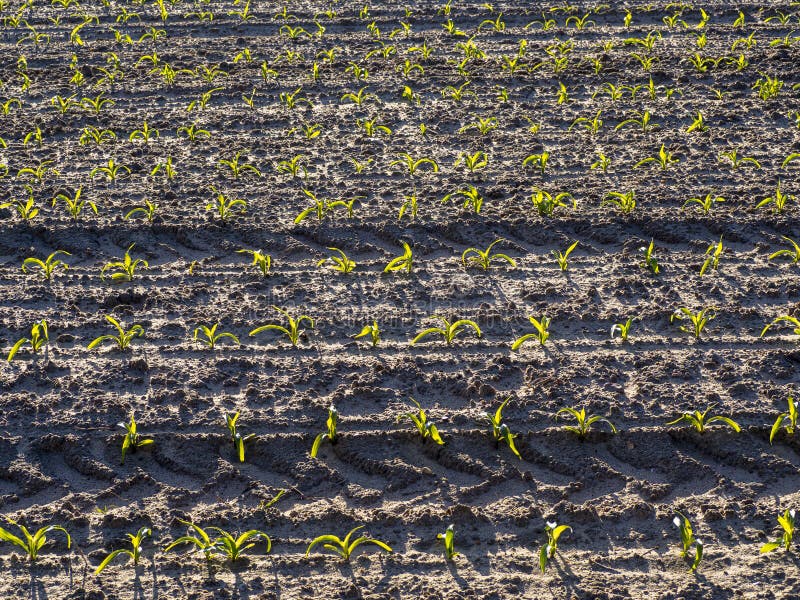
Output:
[
  {"xmin": 17, "ymin": 161, "xmax": 59, "ymax": 185},
  {"xmin": 539, "ymin": 522, "xmax": 571, "ymax": 573},
  {"xmin": 207, "ymin": 188, "xmax": 246, "ymax": 222},
  {"xmin": 458, "ymin": 115, "xmax": 497, "ymax": 135},
  {"xmin": 753, "ymin": 74, "xmax": 783, "ymax": 101},
  {"xmin": 462, "ymin": 239, "xmax": 515, "ymax": 270},
  {"xmin": 310, "ymin": 405, "xmax": 338, "ymax": 457},
  {"xmin": 0, "ymin": 193, "xmax": 39, "ymax": 222},
  {"xmin": 177, "ymin": 122, "xmax": 211, "ymax": 142},
  {"xmin": 437, "ymin": 524, "xmax": 458, "ymax": 559},
  {"xmin": 194, "ymin": 324, "xmax": 239, "ymax": 349},
  {"xmin": 7, "ymin": 320, "xmax": 48, "ymax": 362},
  {"xmin": 80, "ymin": 126, "xmax": 117, "ymax": 145},
  {"xmin": 605, "ymin": 311, "xmax": 637, "ymax": 341},
  {"xmin": 341, "ymin": 86, "xmax": 375, "ymax": 107},
  {"xmin": 633, "ymin": 144, "xmax": 678, "ymax": 170},
  {"xmin": 615, "ymin": 110, "xmax": 658, "ymax": 133},
  {"xmin": 354, "ymin": 321, "xmax": 380, "ymax": 347},
  {"xmin": 673, "ymin": 513, "xmax": 702, "ymax": 572},
  {"xmin": 769, "ymin": 396, "xmax": 798, "ymax": 444},
  {"xmin": 218, "ymin": 151, "xmax": 261, "ymax": 179},
  {"xmin": 397, "ymin": 398, "xmax": 444, "ymax": 445},
  {"xmin": 52, "ymin": 187, "xmax": 97, "ymax": 221},
  {"xmin": 602, "ymin": 191, "xmax": 636, "ymax": 214},
  {"xmin": 129, "ymin": 121, "xmax": 158, "ymax": 143},
  {"xmin": 208, "ymin": 528, "xmax": 271, "ymax": 561},
  {"xmin": 482, "ymin": 397, "xmax": 521, "ymax": 459},
  {"xmin": 0, "ymin": 522, "xmax": 70, "ymax": 561},
  {"xmin": 164, "ymin": 521, "xmax": 217, "ymax": 561},
  {"xmin": 591, "ymin": 153, "xmax": 611, "ymax": 173},
  {"xmin": 22, "ymin": 251, "xmax": 70, "ymax": 280},
  {"xmin": 761, "ymin": 316, "xmax": 800, "ymax": 340},
  {"xmin": 390, "ymin": 153, "xmax": 439, "ymax": 178},
  {"xmin": 719, "ymin": 148, "xmax": 761, "ymax": 170},
  {"xmin": 512, "ymin": 315, "xmax": 551, "ymax": 349},
  {"xmin": 249, "ymin": 306, "xmax": 314, "ymax": 347},
  {"xmin": 384, "ymin": 242, "xmax": 413, "ymax": 273},
  {"xmin": 761, "ymin": 509, "xmax": 795, "ymax": 554},
  {"xmin": 317, "ymin": 247, "xmax": 355, "ymax": 274},
  {"xmin": 556, "ymin": 407, "xmax": 617, "ymax": 438},
  {"xmin": 279, "ymin": 87, "xmax": 313, "ymax": 110},
  {"xmin": 306, "ymin": 526, "xmax": 391, "ymax": 561},
  {"xmin": 442, "ymin": 186, "xmax": 483, "ymax": 214},
  {"xmin": 683, "ymin": 194, "xmax": 724, "ymax": 215},
  {"xmin": 686, "ymin": 112, "xmax": 709, "ymax": 133},
  {"xmin": 769, "ymin": 237, "xmax": 800, "ymax": 263},
  {"xmin": 568, "ymin": 111, "xmax": 603, "ymax": 135},
  {"xmin": 237, "ymin": 249, "xmax": 271, "ymax": 277},
  {"xmin": 671, "ymin": 307, "xmax": 715, "ymax": 339},
  {"xmin": 119, "ymin": 414, "xmax": 153, "ymax": 464},
  {"xmin": 294, "ymin": 190, "xmax": 357, "ymax": 224},
  {"xmin": 530, "ymin": 189, "xmax": 575, "ymax": 217},
  {"xmin": 225, "ymin": 412, "xmax": 254, "ymax": 463},
  {"xmin": 410, "ymin": 316, "xmax": 481, "ymax": 346},
  {"xmin": 756, "ymin": 181, "xmax": 794, "ymax": 214},
  {"xmin": 90, "ymin": 159, "xmax": 131, "ymax": 182},
  {"xmin": 552, "ymin": 240, "xmax": 578, "ymax": 271},
  {"xmin": 523, "ymin": 152, "xmax": 549, "ymax": 174},
  {"xmin": 87, "ymin": 315, "xmax": 144, "ymax": 351},
  {"xmin": 95, "ymin": 527, "xmax": 151, "ymax": 574},
  {"xmin": 101, "ymin": 245, "xmax": 148, "ymax": 282},
  {"xmin": 700, "ymin": 237, "xmax": 723, "ymax": 276},
  {"xmin": 125, "ymin": 200, "xmax": 158, "ymax": 223},
  {"xmin": 455, "ymin": 151, "xmax": 488, "ymax": 174},
  {"xmin": 667, "ymin": 405, "xmax": 740, "ymax": 433},
  {"xmin": 783, "ymin": 154, "xmax": 800, "ymax": 169}
]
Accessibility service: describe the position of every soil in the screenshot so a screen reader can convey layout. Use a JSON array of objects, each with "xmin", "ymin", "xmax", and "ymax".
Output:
[{"xmin": 1, "ymin": 1, "xmax": 800, "ymax": 598}]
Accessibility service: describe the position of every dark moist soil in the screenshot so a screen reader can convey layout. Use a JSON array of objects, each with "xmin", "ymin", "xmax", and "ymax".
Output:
[{"xmin": 1, "ymin": 1, "xmax": 800, "ymax": 598}]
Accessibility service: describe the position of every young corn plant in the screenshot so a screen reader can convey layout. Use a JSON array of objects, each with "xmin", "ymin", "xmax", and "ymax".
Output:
[
  {"xmin": 770, "ymin": 396, "xmax": 798, "ymax": 444},
  {"xmin": 756, "ymin": 181, "xmax": 794, "ymax": 214},
  {"xmin": 225, "ymin": 412, "xmax": 254, "ymax": 463},
  {"xmin": 539, "ymin": 521, "xmax": 571, "ymax": 573},
  {"xmin": 410, "ymin": 316, "xmax": 481, "ymax": 346},
  {"xmin": 7, "ymin": 320, "xmax": 48, "ymax": 362},
  {"xmin": 22, "ymin": 251, "xmax": 70, "ymax": 281},
  {"xmin": 761, "ymin": 316, "xmax": 800, "ymax": 340},
  {"xmin": 442, "ymin": 186, "xmax": 484, "ymax": 214},
  {"xmin": 310, "ymin": 405, "xmax": 338, "ymax": 458},
  {"xmin": 670, "ymin": 307, "xmax": 715, "ymax": 339},
  {"xmin": 674, "ymin": 513, "xmax": 702, "ymax": 572},
  {"xmin": 208, "ymin": 528, "xmax": 271, "ymax": 561},
  {"xmin": 306, "ymin": 526, "xmax": 391, "ymax": 561},
  {"xmin": 531, "ymin": 189, "xmax": 575, "ymax": 217},
  {"xmin": 523, "ymin": 152, "xmax": 549, "ymax": 174},
  {"xmin": 640, "ymin": 240, "xmax": 660, "ymax": 274},
  {"xmin": 101, "ymin": 245, "xmax": 148, "ymax": 282},
  {"xmin": 194, "ymin": 324, "xmax": 239, "ymax": 349},
  {"xmin": 95, "ymin": 527, "xmax": 151, "ymax": 574},
  {"xmin": 119, "ymin": 414, "xmax": 153, "ymax": 464},
  {"xmin": 207, "ymin": 188, "xmax": 247, "ymax": 222},
  {"xmin": 390, "ymin": 153, "xmax": 439, "ymax": 178},
  {"xmin": 462, "ymin": 239, "xmax": 515, "ymax": 271},
  {"xmin": 237, "ymin": 249, "xmax": 271, "ymax": 277},
  {"xmin": 384, "ymin": 242, "xmax": 413, "ymax": 274},
  {"xmin": 512, "ymin": 316, "xmax": 551, "ymax": 350},
  {"xmin": 87, "ymin": 315, "xmax": 145, "ymax": 351},
  {"xmin": 769, "ymin": 237, "xmax": 800, "ymax": 263},
  {"xmin": 294, "ymin": 190, "xmax": 357, "ymax": 224},
  {"xmin": 218, "ymin": 151, "xmax": 261, "ymax": 179},
  {"xmin": 0, "ymin": 193, "xmax": 39, "ymax": 222},
  {"xmin": 52, "ymin": 187, "xmax": 97, "ymax": 221},
  {"xmin": 124, "ymin": 200, "xmax": 159, "ymax": 223},
  {"xmin": 397, "ymin": 398, "xmax": 444, "ymax": 445},
  {"xmin": 555, "ymin": 407, "xmax": 617, "ymax": 438},
  {"xmin": 633, "ymin": 144, "xmax": 679, "ymax": 170},
  {"xmin": 602, "ymin": 191, "xmax": 636, "ymax": 214},
  {"xmin": 719, "ymin": 148, "xmax": 761, "ymax": 170},
  {"xmin": 250, "ymin": 306, "xmax": 314, "ymax": 347},
  {"xmin": 611, "ymin": 318, "xmax": 635, "ymax": 342},
  {"xmin": 699, "ymin": 237, "xmax": 723, "ymax": 276},
  {"xmin": 483, "ymin": 398, "xmax": 521, "ymax": 459},
  {"xmin": 683, "ymin": 193, "xmax": 724, "ymax": 215},
  {"xmin": 552, "ymin": 241, "xmax": 578, "ymax": 271},
  {"xmin": 437, "ymin": 524, "xmax": 459, "ymax": 560},
  {"xmin": 761, "ymin": 510, "xmax": 795, "ymax": 554},
  {"xmin": 0, "ymin": 522, "xmax": 70, "ymax": 561},
  {"xmin": 317, "ymin": 247, "xmax": 355, "ymax": 274},
  {"xmin": 164, "ymin": 521, "xmax": 218, "ymax": 562},
  {"xmin": 667, "ymin": 405, "xmax": 740, "ymax": 433},
  {"xmin": 354, "ymin": 321, "xmax": 380, "ymax": 347}
]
